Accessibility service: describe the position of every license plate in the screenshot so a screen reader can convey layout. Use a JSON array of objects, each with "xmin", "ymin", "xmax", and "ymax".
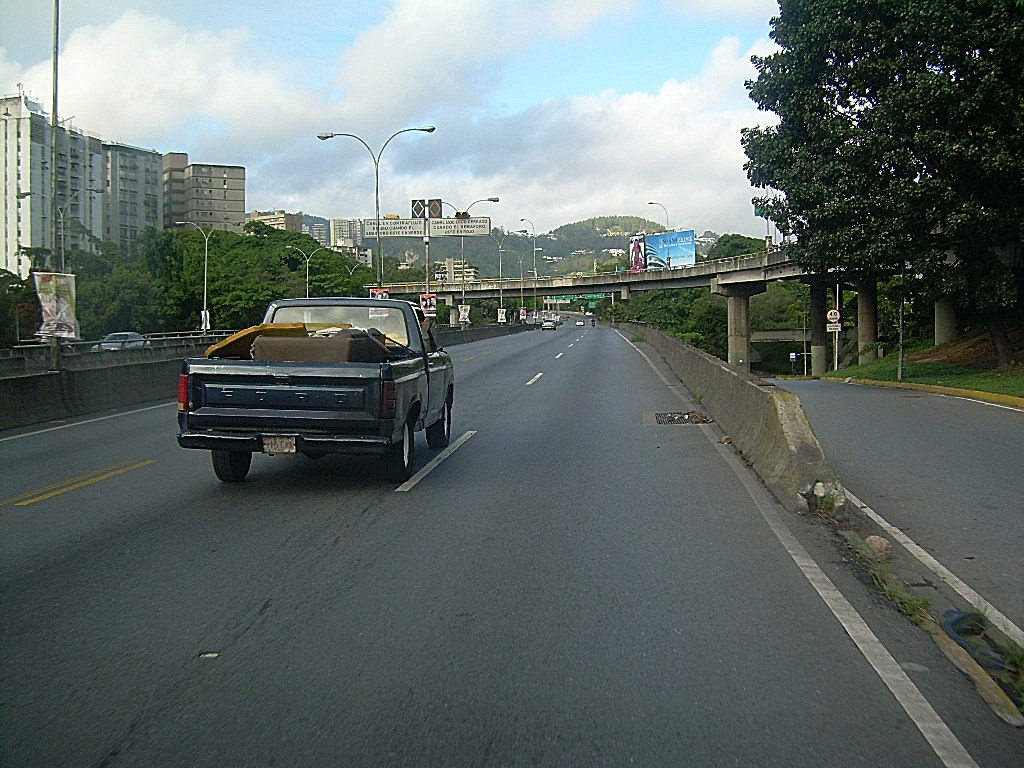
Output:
[{"xmin": 263, "ymin": 435, "xmax": 296, "ymax": 454}]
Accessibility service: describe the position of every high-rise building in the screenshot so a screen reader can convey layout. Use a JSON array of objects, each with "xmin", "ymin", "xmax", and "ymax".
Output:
[
  {"xmin": 1, "ymin": 92, "xmax": 105, "ymax": 276},
  {"xmin": 302, "ymin": 213, "xmax": 330, "ymax": 246},
  {"xmin": 104, "ymin": 142, "xmax": 163, "ymax": 253},
  {"xmin": 330, "ymin": 218, "xmax": 363, "ymax": 247},
  {"xmin": 163, "ymin": 152, "xmax": 245, "ymax": 232}
]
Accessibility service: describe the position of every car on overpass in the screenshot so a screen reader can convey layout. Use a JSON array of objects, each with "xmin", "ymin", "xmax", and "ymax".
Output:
[{"xmin": 95, "ymin": 332, "xmax": 150, "ymax": 350}]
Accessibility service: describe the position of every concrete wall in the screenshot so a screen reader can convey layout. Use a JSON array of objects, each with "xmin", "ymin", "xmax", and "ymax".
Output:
[
  {"xmin": 0, "ymin": 325, "xmax": 535, "ymax": 432},
  {"xmin": 0, "ymin": 360, "xmax": 184, "ymax": 431},
  {"xmin": 614, "ymin": 322, "xmax": 845, "ymax": 516}
]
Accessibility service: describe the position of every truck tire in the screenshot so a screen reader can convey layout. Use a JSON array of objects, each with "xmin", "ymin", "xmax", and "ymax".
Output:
[
  {"xmin": 425, "ymin": 395, "xmax": 452, "ymax": 449},
  {"xmin": 212, "ymin": 449, "xmax": 252, "ymax": 482},
  {"xmin": 383, "ymin": 419, "xmax": 414, "ymax": 482}
]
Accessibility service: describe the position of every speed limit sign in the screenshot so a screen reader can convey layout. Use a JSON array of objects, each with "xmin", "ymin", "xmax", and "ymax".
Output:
[{"xmin": 826, "ymin": 308, "xmax": 841, "ymax": 323}]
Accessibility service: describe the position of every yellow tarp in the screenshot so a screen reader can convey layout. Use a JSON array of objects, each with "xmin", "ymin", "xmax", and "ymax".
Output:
[
  {"xmin": 205, "ymin": 323, "xmax": 308, "ymax": 359},
  {"xmin": 204, "ymin": 322, "xmax": 355, "ymax": 358}
]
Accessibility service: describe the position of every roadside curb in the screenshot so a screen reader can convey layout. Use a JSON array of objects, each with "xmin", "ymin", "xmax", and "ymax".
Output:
[
  {"xmin": 838, "ymin": 502, "xmax": 1024, "ymax": 727},
  {"xmin": 820, "ymin": 376, "xmax": 1024, "ymax": 409}
]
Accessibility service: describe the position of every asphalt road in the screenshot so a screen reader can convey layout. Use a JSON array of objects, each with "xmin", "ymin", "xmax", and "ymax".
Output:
[
  {"xmin": 777, "ymin": 378, "xmax": 1024, "ymax": 634},
  {"xmin": 2, "ymin": 325, "xmax": 1022, "ymax": 767}
]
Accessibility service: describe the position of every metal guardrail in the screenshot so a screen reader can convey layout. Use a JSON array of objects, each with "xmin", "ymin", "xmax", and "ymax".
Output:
[
  {"xmin": 0, "ymin": 324, "xmax": 533, "ymax": 379},
  {"xmin": 0, "ymin": 332, "xmax": 234, "ymax": 378}
]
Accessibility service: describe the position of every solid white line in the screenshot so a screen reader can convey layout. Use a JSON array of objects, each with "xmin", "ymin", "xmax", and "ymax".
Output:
[
  {"xmin": 395, "ymin": 430, "xmax": 476, "ymax": 492},
  {"xmin": 847, "ymin": 491, "xmax": 1024, "ymax": 648},
  {"xmin": 722, "ymin": 452, "xmax": 980, "ymax": 768},
  {"xmin": 0, "ymin": 401, "xmax": 175, "ymax": 441},
  {"xmin": 525, "ymin": 373, "xmax": 544, "ymax": 386},
  {"xmin": 625, "ymin": 335, "xmax": 979, "ymax": 768}
]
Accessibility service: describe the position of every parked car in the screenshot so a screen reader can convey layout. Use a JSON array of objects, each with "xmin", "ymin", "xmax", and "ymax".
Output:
[{"xmin": 95, "ymin": 332, "xmax": 150, "ymax": 350}]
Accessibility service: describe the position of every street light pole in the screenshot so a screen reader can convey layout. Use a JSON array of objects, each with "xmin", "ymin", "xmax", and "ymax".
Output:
[
  {"xmin": 443, "ymin": 197, "xmax": 499, "ymax": 302},
  {"xmin": 317, "ymin": 126, "xmax": 436, "ymax": 287},
  {"xmin": 648, "ymin": 201, "xmax": 672, "ymax": 268},
  {"xmin": 520, "ymin": 217, "xmax": 537, "ymax": 318},
  {"xmin": 177, "ymin": 221, "xmax": 214, "ymax": 330},
  {"xmin": 285, "ymin": 245, "xmax": 325, "ymax": 298},
  {"xmin": 648, "ymin": 201, "xmax": 669, "ymax": 230},
  {"xmin": 491, "ymin": 229, "xmax": 516, "ymax": 312}
]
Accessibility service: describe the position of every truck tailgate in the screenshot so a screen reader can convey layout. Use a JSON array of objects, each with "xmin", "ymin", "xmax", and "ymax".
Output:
[{"xmin": 182, "ymin": 360, "xmax": 385, "ymax": 433}]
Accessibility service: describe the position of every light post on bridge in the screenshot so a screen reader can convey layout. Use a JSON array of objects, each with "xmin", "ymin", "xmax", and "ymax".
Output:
[
  {"xmin": 317, "ymin": 126, "xmax": 436, "ymax": 287},
  {"xmin": 441, "ymin": 197, "xmax": 499, "ymax": 303},
  {"xmin": 491, "ymin": 229, "xmax": 517, "ymax": 313},
  {"xmin": 648, "ymin": 201, "xmax": 672, "ymax": 268},
  {"xmin": 520, "ymin": 218, "xmax": 538, "ymax": 319}
]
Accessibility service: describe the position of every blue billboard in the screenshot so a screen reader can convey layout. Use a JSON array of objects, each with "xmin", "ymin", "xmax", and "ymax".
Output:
[{"xmin": 644, "ymin": 229, "xmax": 696, "ymax": 268}]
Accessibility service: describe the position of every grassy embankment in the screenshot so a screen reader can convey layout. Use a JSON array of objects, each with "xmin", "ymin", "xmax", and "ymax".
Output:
[{"xmin": 822, "ymin": 330, "xmax": 1024, "ymax": 400}]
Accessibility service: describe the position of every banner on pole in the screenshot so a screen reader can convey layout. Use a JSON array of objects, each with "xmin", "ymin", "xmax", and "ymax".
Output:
[
  {"xmin": 34, "ymin": 272, "xmax": 79, "ymax": 338},
  {"xmin": 420, "ymin": 293, "xmax": 437, "ymax": 317}
]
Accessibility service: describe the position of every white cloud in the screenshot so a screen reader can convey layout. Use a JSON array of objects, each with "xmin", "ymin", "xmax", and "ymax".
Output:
[
  {"xmin": 307, "ymin": 34, "xmax": 778, "ymax": 236},
  {"xmin": 2, "ymin": 2, "xmax": 779, "ymax": 238}
]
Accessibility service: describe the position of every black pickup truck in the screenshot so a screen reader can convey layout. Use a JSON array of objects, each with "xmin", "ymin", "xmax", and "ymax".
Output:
[{"xmin": 177, "ymin": 297, "xmax": 454, "ymax": 482}]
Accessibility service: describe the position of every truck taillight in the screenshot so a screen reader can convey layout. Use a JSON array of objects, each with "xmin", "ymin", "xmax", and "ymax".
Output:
[
  {"xmin": 381, "ymin": 380, "xmax": 397, "ymax": 419},
  {"xmin": 178, "ymin": 374, "xmax": 189, "ymax": 411}
]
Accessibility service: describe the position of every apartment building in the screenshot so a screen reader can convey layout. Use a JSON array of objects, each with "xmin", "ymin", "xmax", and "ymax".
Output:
[
  {"xmin": 164, "ymin": 152, "xmax": 245, "ymax": 232},
  {"xmin": 104, "ymin": 142, "xmax": 163, "ymax": 253},
  {"xmin": 1, "ymin": 92, "xmax": 104, "ymax": 276},
  {"xmin": 432, "ymin": 258, "xmax": 479, "ymax": 284},
  {"xmin": 246, "ymin": 208, "xmax": 302, "ymax": 232}
]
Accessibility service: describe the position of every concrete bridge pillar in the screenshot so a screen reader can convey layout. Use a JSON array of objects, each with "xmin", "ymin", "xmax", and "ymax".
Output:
[
  {"xmin": 620, "ymin": 285, "xmax": 630, "ymax": 301},
  {"xmin": 807, "ymin": 277, "xmax": 829, "ymax": 376},
  {"xmin": 934, "ymin": 296, "xmax": 957, "ymax": 346},
  {"xmin": 856, "ymin": 278, "xmax": 878, "ymax": 366},
  {"xmin": 712, "ymin": 278, "xmax": 765, "ymax": 372}
]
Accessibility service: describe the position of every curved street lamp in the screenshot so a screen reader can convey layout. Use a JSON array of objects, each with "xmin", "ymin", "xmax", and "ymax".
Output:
[
  {"xmin": 176, "ymin": 221, "xmax": 215, "ymax": 330},
  {"xmin": 520, "ymin": 217, "xmax": 538, "ymax": 317},
  {"xmin": 317, "ymin": 126, "xmax": 436, "ymax": 287},
  {"xmin": 285, "ymin": 244, "xmax": 325, "ymax": 298},
  {"xmin": 648, "ymin": 201, "xmax": 672, "ymax": 268},
  {"xmin": 648, "ymin": 201, "xmax": 669, "ymax": 230},
  {"xmin": 443, "ymin": 197, "xmax": 499, "ymax": 301},
  {"xmin": 491, "ymin": 229, "xmax": 519, "ymax": 311}
]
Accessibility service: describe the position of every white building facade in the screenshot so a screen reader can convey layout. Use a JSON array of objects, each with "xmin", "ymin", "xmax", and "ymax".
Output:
[{"xmin": 1, "ymin": 92, "xmax": 105, "ymax": 276}]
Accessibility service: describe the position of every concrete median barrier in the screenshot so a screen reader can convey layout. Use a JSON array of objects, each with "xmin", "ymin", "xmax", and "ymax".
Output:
[{"xmin": 614, "ymin": 322, "xmax": 845, "ymax": 516}]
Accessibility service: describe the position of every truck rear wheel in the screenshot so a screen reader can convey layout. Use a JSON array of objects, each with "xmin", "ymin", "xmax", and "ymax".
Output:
[
  {"xmin": 383, "ymin": 420, "xmax": 414, "ymax": 482},
  {"xmin": 425, "ymin": 396, "xmax": 452, "ymax": 449},
  {"xmin": 212, "ymin": 450, "xmax": 252, "ymax": 482}
]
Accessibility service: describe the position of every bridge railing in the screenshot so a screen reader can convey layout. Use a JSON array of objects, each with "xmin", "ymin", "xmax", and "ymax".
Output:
[{"xmin": 0, "ymin": 332, "xmax": 234, "ymax": 378}]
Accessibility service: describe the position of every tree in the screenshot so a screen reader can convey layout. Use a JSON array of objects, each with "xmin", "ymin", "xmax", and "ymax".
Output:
[
  {"xmin": 708, "ymin": 234, "xmax": 765, "ymax": 260},
  {"xmin": 742, "ymin": 0, "xmax": 1024, "ymax": 364}
]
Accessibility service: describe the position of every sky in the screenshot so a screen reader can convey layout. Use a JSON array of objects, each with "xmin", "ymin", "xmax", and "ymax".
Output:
[{"xmin": 0, "ymin": 0, "xmax": 781, "ymax": 238}]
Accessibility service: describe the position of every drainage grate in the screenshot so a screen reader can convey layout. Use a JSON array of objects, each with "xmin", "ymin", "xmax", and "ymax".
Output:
[{"xmin": 654, "ymin": 411, "xmax": 714, "ymax": 425}]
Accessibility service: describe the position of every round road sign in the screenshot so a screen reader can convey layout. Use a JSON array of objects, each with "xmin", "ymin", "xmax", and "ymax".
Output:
[{"xmin": 826, "ymin": 308, "xmax": 841, "ymax": 323}]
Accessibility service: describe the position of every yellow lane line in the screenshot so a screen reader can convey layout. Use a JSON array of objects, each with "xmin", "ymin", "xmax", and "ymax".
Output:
[{"xmin": 3, "ymin": 460, "xmax": 157, "ymax": 506}]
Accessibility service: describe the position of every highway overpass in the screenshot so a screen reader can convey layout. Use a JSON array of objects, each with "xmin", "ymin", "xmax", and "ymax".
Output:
[{"xmin": 381, "ymin": 248, "xmax": 956, "ymax": 376}]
